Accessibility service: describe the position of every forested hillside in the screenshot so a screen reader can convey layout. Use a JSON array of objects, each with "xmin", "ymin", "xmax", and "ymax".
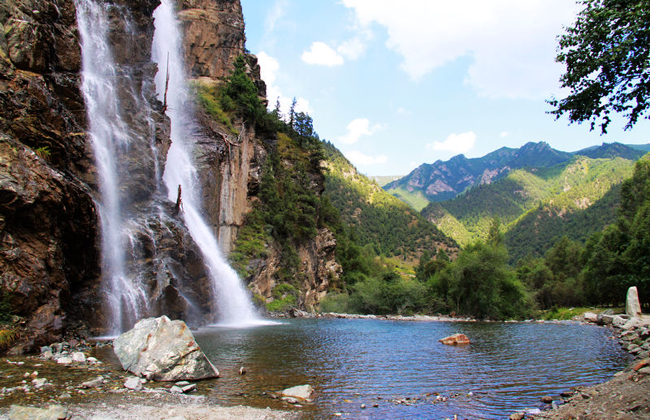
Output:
[
  {"xmin": 322, "ymin": 142, "xmax": 456, "ymax": 260},
  {"xmin": 385, "ymin": 141, "xmax": 573, "ymax": 209},
  {"xmin": 422, "ymin": 156, "xmax": 636, "ymax": 256}
]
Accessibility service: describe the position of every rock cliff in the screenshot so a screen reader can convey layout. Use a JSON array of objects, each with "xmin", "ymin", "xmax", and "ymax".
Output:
[
  {"xmin": 0, "ymin": 0, "xmax": 99, "ymax": 352},
  {"xmin": 0, "ymin": 0, "xmax": 339, "ymax": 351}
]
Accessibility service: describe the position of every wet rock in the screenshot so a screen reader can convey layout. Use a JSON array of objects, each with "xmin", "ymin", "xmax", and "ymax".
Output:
[
  {"xmin": 170, "ymin": 386, "xmax": 183, "ymax": 394},
  {"xmin": 439, "ymin": 333, "xmax": 471, "ymax": 345},
  {"xmin": 626, "ymin": 286, "xmax": 643, "ymax": 317},
  {"xmin": 56, "ymin": 357, "xmax": 72, "ymax": 365},
  {"xmin": 282, "ymin": 397, "xmax": 299, "ymax": 404},
  {"xmin": 32, "ymin": 378, "xmax": 49, "ymax": 389},
  {"xmin": 583, "ymin": 312, "xmax": 598, "ymax": 323},
  {"xmin": 71, "ymin": 351, "xmax": 86, "ymax": 363},
  {"xmin": 8, "ymin": 404, "xmax": 66, "ymax": 420},
  {"xmin": 182, "ymin": 383, "xmax": 197, "ymax": 393},
  {"xmin": 541, "ymin": 395, "xmax": 553, "ymax": 403},
  {"xmin": 81, "ymin": 376, "xmax": 104, "ymax": 389},
  {"xmin": 510, "ymin": 413, "xmax": 525, "ymax": 420},
  {"xmin": 113, "ymin": 316, "xmax": 219, "ymax": 381},
  {"xmin": 281, "ymin": 384, "xmax": 314, "ymax": 401},
  {"xmin": 124, "ymin": 377, "xmax": 143, "ymax": 391}
]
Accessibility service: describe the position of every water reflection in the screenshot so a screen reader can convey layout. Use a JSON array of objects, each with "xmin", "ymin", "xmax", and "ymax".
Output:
[{"xmin": 193, "ymin": 319, "xmax": 630, "ymax": 419}]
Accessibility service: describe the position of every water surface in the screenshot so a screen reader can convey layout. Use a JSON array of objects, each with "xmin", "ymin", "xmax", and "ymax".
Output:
[{"xmin": 194, "ymin": 318, "xmax": 629, "ymax": 419}]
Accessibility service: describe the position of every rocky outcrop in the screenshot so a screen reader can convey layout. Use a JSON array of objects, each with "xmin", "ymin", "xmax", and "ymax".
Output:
[
  {"xmin": 113, "ymin": 316, "xmax": 219, "ymax": 381},
  {"xmin": 248, "ymin": 227, "xmax": 342, "ymax": 312},
  {"xmin": 627, "ymin": 286, "xmax": 643, "ymax": 317},
  {"xmin": 0, "ymin": 0, "xmax": 102, "ymax": 352},
  {"xmin": 439, "ymin": 333, "xmax": 471, "ymax": 345},
  {"xmin": 178, "ymin": 0, "xmax": 246, "ymax": 80}
]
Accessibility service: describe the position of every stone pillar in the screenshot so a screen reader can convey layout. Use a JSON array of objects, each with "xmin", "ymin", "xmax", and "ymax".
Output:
[{"xmin": 626, "ymin": 286, "xmax": 643, "ymax": 317}]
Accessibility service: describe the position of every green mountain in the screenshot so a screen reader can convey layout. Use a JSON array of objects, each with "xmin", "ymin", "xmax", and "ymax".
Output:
[
  {"xmin": 422, "ymin": 156, "xmax": 637, "ymax": 256},
  {"xmin": 322, "ymin": 142, "xmax": 457, "ymax": 261},
  {"xmin": 575, "ymin": 142, "xmax": 646, "ymax": 160},
  {"xmin": 386, "ymin": 142, "xmax": 647, "ymax": 211},
  {"xmin": 385, "ymin": 142, "xmax": 572, "ymax": 209},
  {"xmin": 370, "ymin": 175, "xmax": 404, "ymax": 187}
]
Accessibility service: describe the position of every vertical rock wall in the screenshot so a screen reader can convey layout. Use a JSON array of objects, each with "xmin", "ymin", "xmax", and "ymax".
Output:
[{"xmin": 0, "ymin": 0, "xmax": 98, "ymax": 351}]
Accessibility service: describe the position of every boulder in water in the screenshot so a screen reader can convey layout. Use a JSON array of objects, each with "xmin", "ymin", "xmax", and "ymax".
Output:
[
  {"xmin": 626, "ymin": 286, "xmax": 643, "ymax": 317},
  {"xmin": 281, "ymin": 384, "xmax": 315, "ymax": 401},
  {"xmin": 113, "ymin": 316, "xmax": 219, "ymax": 381},
  {"xmin": 439, "ymin": 333, "xmax": 471, "ymax": 345}
]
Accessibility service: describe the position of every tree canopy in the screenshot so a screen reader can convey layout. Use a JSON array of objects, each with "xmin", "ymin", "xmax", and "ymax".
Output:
[{"xmin": 550, "ymin": 0, "xmax": 650, "ymax": 133}]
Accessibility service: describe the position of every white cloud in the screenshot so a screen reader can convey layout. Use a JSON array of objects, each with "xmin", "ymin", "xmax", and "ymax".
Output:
[
  {"xmin": 500, "ymin": 131, "xmax": 510, "ymax": 138},
  {"xmin": 341, "ymin": 0, "xmax": 581, "ymax": 98},
  {"xmin": 337, "ymin": 118, "xmax": 384, "ymax": 145},
  {"xmin": 257, "ymin": 51, "xmax": 313, "ymax": 117},
  {"xmin": 264, "ymin": 0, "xmax": 288, "ymax": 33},
  {"xmin": 301, "ymin": 42, "xmax": 344, "ymax": 66},
  {"xmin": 397, "ymin": 107, "xmax": 412, "ymax": 115},
  {"xmin": 347, "ymin": 150, "xmax": 389, "ymax": 166},
  {"xmin": 427, "ymin": 131, "xmax": 477, "ymax": 154},
  {"xmin": 337, "ymin": 37, "xmax": 366, "ymax": 60}
]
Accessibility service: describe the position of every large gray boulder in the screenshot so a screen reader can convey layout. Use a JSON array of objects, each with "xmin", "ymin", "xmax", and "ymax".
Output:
[
  {"xmin": 113, "ymin": 316, "xmax": 219, "ymax": 381},
  {"xmin": 627, "ymin": 286, "xmax": 643, "ymax": 317}
]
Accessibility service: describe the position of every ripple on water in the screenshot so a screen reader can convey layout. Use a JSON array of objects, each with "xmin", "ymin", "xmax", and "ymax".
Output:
[{"xmin": 193, "ymin": 318, "xmax": 630, "ymax": 419}]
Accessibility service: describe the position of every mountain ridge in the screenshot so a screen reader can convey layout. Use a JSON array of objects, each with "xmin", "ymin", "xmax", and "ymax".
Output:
[{"xmin": 385, "ymin": 141, "xmax": 648, "ymax": 210}]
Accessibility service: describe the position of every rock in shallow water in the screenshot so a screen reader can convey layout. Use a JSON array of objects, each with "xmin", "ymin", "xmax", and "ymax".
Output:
[
  {"xmin": 113, "ymin": 316, "xmax": 219, "ymax": 381},
  {"xmin": 439, "ymin": 333, "xmax": 471, "ymax": 345},
  {"xmin": 281, "ymin": 384, "xmax": 314, "ymax": 401}
]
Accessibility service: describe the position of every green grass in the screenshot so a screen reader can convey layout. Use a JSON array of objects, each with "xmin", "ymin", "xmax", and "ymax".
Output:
[
  {"xmin": 189, "ymin": 80, "xmax": 237, "ymax": 134},
  {"xmin": 389, "ymin": 187, "xmax": 431, "ymax": 211},
  {"xmin": 539, "ymin": 306, "xmax": 623, "ymax": 320}
]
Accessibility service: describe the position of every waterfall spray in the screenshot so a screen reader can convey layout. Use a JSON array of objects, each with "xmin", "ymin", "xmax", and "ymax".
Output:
[
  {"xmin": 152, "ymin": 0, "xmax": 260, "ymax": 326},
  {"xmin": 75, "ymin": 0, "xmax": 148, "ymax": 334}
]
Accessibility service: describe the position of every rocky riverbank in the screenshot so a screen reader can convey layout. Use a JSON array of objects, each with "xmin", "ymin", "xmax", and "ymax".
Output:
[{"xmin": 0, "ymin": 340, "xmax": 297, "ymax": 420}]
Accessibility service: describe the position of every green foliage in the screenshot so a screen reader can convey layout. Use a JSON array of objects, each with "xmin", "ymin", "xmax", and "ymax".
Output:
[
  {"xmin": 541, "ymin": 307, "xmax": 596, "ymax": 321},
  {"xmin": 34, "ymin": 146, "xmax": 51, "ymax": 160},
  {"xmin": 0, "ymin": 329, "xmax": 16, "ymax": 348},
  {"xmin": 550, "ymin": 0, "xmax": 650, "ymax": 133},
  {"xmin": 266, "ymin": 284, "xmax": 298, "ymax": 312},
  {"xmin": 517, "ymin": 237, "xmax": 586, "ymax": 309},
  {"xmin": 423, "ymin": 156, "xmax": 635, "ymax": 260},
  {"xmin": 583, "ymin": 155, "xmax": 650, "ymax": 305},
  {"xmin": 436, "ymin": 240, "xmax": 531, "ymax": 319},
  {"xmin": 389, "ymin": 187, "xmax": 431, "ymax": 211},
  {"xmin": 322, "ymin": 141, "xmax": 456, "ymax": 261},
  {"xmin": 220, "ymin": 55, "xmax": 266, "ymax": 125},
  {"xmin": 318, "ymin": 292, "xmax": 353, "ymax": 313},
  {"xmin": 0, "ymin": 292, "xmax": 13, "ymax": 324},
  {"xmin": 190, "ymin": 80, "xmax": 236, "ymax": 133}
]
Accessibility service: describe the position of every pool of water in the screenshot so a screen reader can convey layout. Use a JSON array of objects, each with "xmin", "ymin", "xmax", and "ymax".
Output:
[{"xmin": 193, "ymin": 318, "xmax": 629, "ymax": 419}]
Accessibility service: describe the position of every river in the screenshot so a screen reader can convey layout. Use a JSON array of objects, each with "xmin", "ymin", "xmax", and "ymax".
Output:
[{"xmin": 193, "ymin": 318, "xmax": 629, "ymax": 419}]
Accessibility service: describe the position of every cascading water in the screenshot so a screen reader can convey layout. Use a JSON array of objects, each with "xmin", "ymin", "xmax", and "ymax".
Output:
[
  {"xmin": 76, "ymin": 0, "xmax": 149, "ymax": 334},
  {"xmin": 152, "ymin": 0, "xmax": 260, "ymax": 326}
]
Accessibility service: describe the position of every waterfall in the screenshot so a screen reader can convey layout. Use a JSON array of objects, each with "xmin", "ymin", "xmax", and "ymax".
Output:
[
  {"xmin": 76, "ymin": 0, "xmax": 148, "ymax": 334},
  {"xmin": 152, "ymin": 0, "xmax": 260, "ymax": 326}
]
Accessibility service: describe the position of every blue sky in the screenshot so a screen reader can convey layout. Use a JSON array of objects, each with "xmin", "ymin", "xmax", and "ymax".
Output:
[{"xmin": 240, "ymin": 0, "xmax": 650, "ymax": 176}]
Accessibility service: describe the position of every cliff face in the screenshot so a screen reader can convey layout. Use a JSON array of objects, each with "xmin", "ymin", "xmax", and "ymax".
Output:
[
  {"xmin": 179, "ymin": 1, "xmax": 337, "ymax": 310},
  {"xmin": 0, "ymin": 0, "xmax": 337, "ymax": 352},
  {"xmin": 0, "ymin": 0, "xmax": 99, "ymax": 352}
]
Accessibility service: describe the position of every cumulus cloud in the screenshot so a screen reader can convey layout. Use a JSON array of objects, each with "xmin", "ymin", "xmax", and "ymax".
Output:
[
  {"xmin": 341, "ymin": 0, "xmax": 581, "ymax": 98},
  {"xmin": 346, "ymin": 150, "xmax": 389, "ymax": 166},
  {"xmin": 301, "ymin": 42, "xmax": 344, "ymax": 66},
  {"xmin": 337, "ymin": 118, "xmax": 384, "ymax": 145},
  {"xmin": 500, "ymin": 131, "xmax": 510, "ymax": 138},
  {"xmin": 257, "ymin": 51, "xmax": 312, "ymax": 116},
  {"xmin": 427, "ymin": 132, "xmax": 477, "ymax": 154}
]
